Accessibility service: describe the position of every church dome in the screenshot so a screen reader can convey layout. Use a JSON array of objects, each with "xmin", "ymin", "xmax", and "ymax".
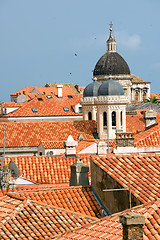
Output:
[
  {"xmin": 93, "ymin": 52, "xmax": 130, "ymax": 76},
  {"xmin": 98, "ymin": 78, "xmax": 124, "ymax": 96},
  {"xmin": 93, "ymin": 23, "xmax": 130, "ymax": 76},
  {"xmin": 83, "ymin": 81, "xmax": 101, "ymax": 97}
]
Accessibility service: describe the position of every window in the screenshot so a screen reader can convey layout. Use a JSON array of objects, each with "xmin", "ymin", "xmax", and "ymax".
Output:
[
  {"xmin": 120, "ymin": 111, "xmax": 123, "ymax": 126},
  {"xmin": 88, "ymin": 112, "xmax": 92, "ymax": 120},
  {"xmin": 39, "ymin": 152, "xmax": 42, "ymax": 156},
  {"xmin": 63, "ymin": 107, "xmax": 69, "ymax": 112},
  {"xmin": 68, "ymin": 95, "xmax": 74, "ymax": 99},
  {"xmin": 112, "ymin": 111, "xmax": 116, "ymax": 127},
  {"xmin": 78, "ymin": 107, "xmax": 82, "ymax": 114},
  {"xmin": 38, "ymin": 98, "xmax": 43, "ymax": 101},
  {"xmin": 32, "ymin": 108, "xmax": 38, "ymax": 113},
  {"xmin": 46, "ymin": 95, "xmax": 52, "ymax": 99},
  {"xmin": 103, "ymin": 112, "xmax": 107, "ymax": 126}
]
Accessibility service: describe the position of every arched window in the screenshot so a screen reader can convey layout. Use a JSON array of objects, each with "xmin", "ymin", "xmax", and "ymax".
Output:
[
  {"xmin": 120, "ymin": 111, "xmax": 123, "ymax": 126},
  {"xmin": 135, "ymin": 91, "xmax": 138, "ymax": 101},
  {"xmin": 103, "ymin": 112, "xmax": 107, "ymax": 126},
  {"xmin": 143, "ymin": 91, "xmax": 147, "ymax": 101},
  {"xmin": 112, "ymin": 111, "xmax": 116, "ymax": 127},
  {"xmin": 88, "ymin": 112, "xmax": 92, "ymax": 120}
]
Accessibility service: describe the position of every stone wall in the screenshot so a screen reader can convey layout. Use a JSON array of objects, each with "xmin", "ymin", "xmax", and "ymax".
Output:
[{"xmin": 91, "ymin": 160, "xmax": 141, "ymax": 214}]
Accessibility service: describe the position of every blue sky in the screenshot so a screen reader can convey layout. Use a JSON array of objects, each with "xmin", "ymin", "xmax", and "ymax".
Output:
[{"xmin": 0, "ymin": 0, "xmax": 160, "ymax": 102}]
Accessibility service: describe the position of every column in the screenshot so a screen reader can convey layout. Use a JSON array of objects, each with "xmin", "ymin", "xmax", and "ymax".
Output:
[
  {"xmin": 83, "ymin": 107, "xmax": 88, "ymax": 120},
  {"xmin": 107, "ymin": 108, "xmax": 112, "ymax": 139},
  {"xmin": 122, "ymin": 108, "xmax": 126, "ymax": 132},
  {"xmin": 92, "ymin": 106, "xmax": 97, "ymax": 121},
  {"xmin": 116, "ymin": 109, "xmax": 120, "ymax": 131}
]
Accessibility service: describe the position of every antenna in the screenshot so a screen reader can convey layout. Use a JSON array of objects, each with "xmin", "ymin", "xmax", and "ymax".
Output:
[
  {"xmin": 9, "ymin": 162, "xmax": 19, "ymax": 179},
  {"xmin": 2, "ymin": 125, "xmax": 5, "ymax": 189},
  {"xmin": 107, "ymin": 118, "xmax": 110, "ymax": 154}
]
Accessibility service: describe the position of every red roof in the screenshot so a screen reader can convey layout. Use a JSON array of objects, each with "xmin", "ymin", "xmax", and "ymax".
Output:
[
  {"xmin": 8, "ymin": 185, "xmax": 102, "ymax": 218},
  {"xmin": 92, "ymin": 154, "xmax": 160, "ymax": 203},
  {"xmin": 0, "ymin": 196, "xmax": 96, "ymax": 239},
  {"xmin": 134, "ymin": 123, "xmax": 160, "ymax": 147},
  {"xmin": 0, "ymin": 195, "xmax": 23, "ymax": 221},
  {"xmin": 126, "ymin": 111, "xmax": 160, "ymax": 134},
  {"xmin": 5, "ymin": 155, "xmax": 92, "ymax": 184},
  {"xmin": 56, "ymin": 199, "xmax": 160, "ymax": 240},
  {"xmin": 0, "ymin": 120, "xmax": 96, "ymax": 147},
  {"xmin": 6, "ymin": 95, "xmax": 82, "ymax": 117},
  {"xmin": 11, "ymin": 84, "xmax": 81, "ymax": 99}
]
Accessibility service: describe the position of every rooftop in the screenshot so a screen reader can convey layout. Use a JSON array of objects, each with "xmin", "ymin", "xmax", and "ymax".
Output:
[
  {"xmin": 92, "ymin": 154, "xmax": 160, "ymax": 203},
  {"xmin": 5, "ymin": 155, "xmax": 91, "ymax": 184},
  {"xmin": 55, "ymin": 199, "xmax": 160, "ymax": 240},
  {"xmin": 0, "ymin": 120, "xmax": 96, "ymax": 148},
  {"xmin": 8, "ymin": 185, "xmax": 102, "ymax": 218}
]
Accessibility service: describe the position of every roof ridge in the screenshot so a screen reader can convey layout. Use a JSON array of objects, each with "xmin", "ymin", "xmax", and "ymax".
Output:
[
  {"xmin": 135, "ymin": 125, "xmax": 160, "ymax": 144},
  {"xmin": 0, "ymin": 199, "xmax": 30, "ymax": 227}
]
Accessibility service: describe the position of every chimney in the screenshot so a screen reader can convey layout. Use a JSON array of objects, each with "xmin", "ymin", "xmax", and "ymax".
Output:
[
  {"xmin": 57, "ymin": 85, "xmax": 63, "ymax": 98},
  {"xmin": 144, "ymin": 110, "xmax": 156, "ymax": 129},
  {"xmin": 70, "ymin": 160, "xmax": 89, "ymax": 186},
  {"xmin": 119, "ymin": 213, "xmax": 145, "ymax": 240},
  {"xmin": 64, "ymin": 135, "xmax": 78, "ymax": 158},
  {"xmin": 116, "ymin": 132, "xmax": 134, "ymax": 147},
  {"xmin": 0, "ymin": 166, "xmax": 10, "ymax": 189},
  {"xmin": 97, "ymin": 141, "xmax": 107, "ymax": 155}
]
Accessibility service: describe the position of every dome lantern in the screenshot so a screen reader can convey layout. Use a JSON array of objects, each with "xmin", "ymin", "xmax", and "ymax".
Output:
[{"xmin": 107, "ymin": 22, "xmax": 116, "ymax": 52}]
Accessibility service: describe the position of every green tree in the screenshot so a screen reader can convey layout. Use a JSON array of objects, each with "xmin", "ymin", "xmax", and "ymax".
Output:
[{"xmin": 144, "ymin": 96, "xmax": 160, "ymax": 104}]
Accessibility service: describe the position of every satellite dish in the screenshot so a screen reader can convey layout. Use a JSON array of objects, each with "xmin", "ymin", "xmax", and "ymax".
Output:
[{"xmin": 9, "ymin": 162, "xmax": 19, "ymax": 179}]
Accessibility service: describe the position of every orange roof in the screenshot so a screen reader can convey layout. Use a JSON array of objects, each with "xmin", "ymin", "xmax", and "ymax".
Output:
[
  {"xmin": 126, "ymin": 111, "xmax": 160, "ymax": 133},
  {"xmin": 5, "ymin": 155, "xmax": 92, "ymax": 184},
  {"xmin": 1, "ymin": 102, "xmax": 24, "ymax": 108},
  {"xmin": 5, "ymin": 94, "xmax": 82, "ymax": 117},
  {"xmin": 8, "ymin": 185, "xmax": 102, "ymax": 218},
  {"xmin": 0, "ymin": 196, "xmax": 96, "ymax": 239},
  {"xmin": 92, "ymin": 154, "xmax": 160, "ymax": 203},
  {"xmin": 11, "ymin": 84, "xmax": 81, "ymax": 99},
  {"xmin": 41, "ymin": 140, "xmax": 64, "ymax": 149},
  {"xmin": 0, "ymin": 195, "xmax": 23, "ymax": 221},
  {"xmin": 0, "ymin": 120, "xmax": 96, "ymax": 147},
  {"xmin": 131, "ymin": 74, "xmax": 150, "ymax": 83},
  {"xmin": 150, "ymin": 93, "xmax": 160, "ymax": 99},
  {"xmin": 134, "ymin": 123, "xmax": 160, "ymax": 147},
  {"xmin": 56, "ymin": 199, "xmax": 160, "ymax": 240}
]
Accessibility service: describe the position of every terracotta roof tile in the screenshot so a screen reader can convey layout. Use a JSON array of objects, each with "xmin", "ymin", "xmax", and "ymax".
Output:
[
  {"xmin": 6, "ymin": 95, "xmax": 82, "ymax": 118},
  {"xmin": 41, "ymin": 140, "xmax": 64, "ymax": 149},
  {"xmin": 0, "ymin": 198, "xmax": 96, "ymax": 239},
  {"xmin": 0, "ymin": 120, "xmax": 96, "ymax": 148},
  {"xmin": 126, "ymin": 111, "xmax": 160, "ymax": 134},
  {"xmin": 5, "ymin": 155, "xmax": 92, "ymax": 184},
  {"xmin": 131, "ymin": 74, "xmax": 150, "ymax": 83},
  {"xmin": 56, "ymin": 199, "xmax": 160, "ymax": 240},
  {"xmin": 0, "ymin": 195, "xmax": 23, "ymax": 221},
  {"xmin": 134, "ymin": 123, "xmax": 160, "ymax": 147},
  {"xmin": 11, "ymin": 84, "xmax": 81, "ymax": 98},
  {"xmin": 7, "ymin": 185, "xmax": 102, "ymax": 218},
  {"xmin": 91, "ymin": 154, "xmax": 160, "ymax": 204}
]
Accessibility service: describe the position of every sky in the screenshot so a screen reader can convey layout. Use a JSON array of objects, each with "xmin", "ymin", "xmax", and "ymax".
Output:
[{"xmin": 0, "ymin": 0, "xmax": 160, "ymax": 102}]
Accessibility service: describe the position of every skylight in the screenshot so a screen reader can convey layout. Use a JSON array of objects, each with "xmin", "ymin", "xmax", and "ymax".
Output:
[
  {"xmin": 46, "ymin": 95, "xmax": 52, "ymax": 99},
  {"xmin": 38, "ymin": 98, "xmax": 43, "ymax": 101},
  {"xmin": 68, "ymin": 95, "xmax": 74, "ymax": 99},
  {"xmin": 63, "ymin": 107, "xmax": 69, "ymax": 112},
  {"xmin": 32, "ymin": 108, "xmax": 38, "ymax": 113}
]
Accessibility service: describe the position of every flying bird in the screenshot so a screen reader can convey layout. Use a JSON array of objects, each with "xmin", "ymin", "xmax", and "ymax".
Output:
[{"xmin": 75, "ymin": 53, "xmax": 77, "ymax": 56}]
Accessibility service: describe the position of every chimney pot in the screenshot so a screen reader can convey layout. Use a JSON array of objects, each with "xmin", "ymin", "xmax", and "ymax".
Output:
[
  {"xmin": 57, "ymin": 85, "xmax": 63, "ymax": 98},
  {"xmin": 70, "ymin": 161, "xmax": 89, "ymax": 186},
  {"xmin": 144, "ymin": 110, "xmax": 156, "ymax": 129},
  {"xmin": 120, "ymin": 213, "xmax": 145, "ymax": 240}
]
